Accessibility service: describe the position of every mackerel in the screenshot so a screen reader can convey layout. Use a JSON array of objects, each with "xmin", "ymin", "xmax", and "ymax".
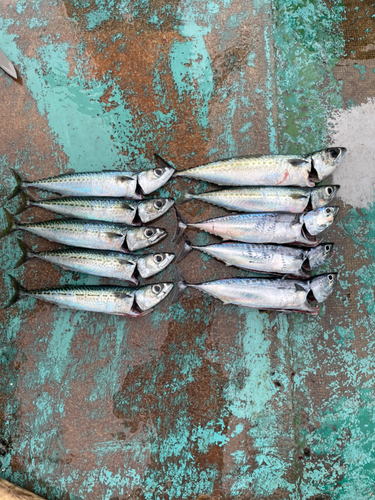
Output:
[
  {"xmin": 181, "ymin": 185, "xmax": 339, "ymax": 213},
  {"xmin": 15, "ymin": 240, "xmax": 175, "ymax": 284},
  {"xmin": 179, "ymin": 238, "xmax": 334, "ymax": 278},
  {"xmin": 175, "ymin": 272, "xmax": 338, "ymax": 315},
  {"xmin": 18, "ymin": 194, "xmax": 174, "ymax": 225},
  {"xmin": 6, "ymin": 277, "xmax": 173, "ymax": 316},
  {"xmin": 8, "ymin": 155, "xmax": 174, "ymax": 200},
  {"xmin": 175, "ymin": 207, "xmax": 339, "ymax": 247},
  {"xmin": 0, "ymin": 209, "xmax": 166, "ymax": 252},
  {"xmin": 173, "ymin": 148, "xmax": 346, "ymax": 186}
]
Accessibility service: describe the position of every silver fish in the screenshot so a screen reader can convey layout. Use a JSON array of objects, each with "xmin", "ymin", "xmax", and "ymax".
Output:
[
  {"xmin": 15, "ymin": 240, "xmax": 175, "ymax": 284},
  {"xmin": 176, "ymin": 271, "xmax": 338, "ymax": 315},
  {"xmin": 175, "ymin": 207, "xmax": 339, "ymax": 247},
  {"xmin": 181, "ymin": 185, "xmax": 339, "ymax": 213},
  {"xmin": 8, "ymin": 155, "xmax": 174, "ymax": 200},
  {"xmin": 179, "ymin": 238, "xmax": 334, "ymax": 278},
  {"xmin": 172, "ymin": 148, "xmax": 346, "ymax": 186},
  {"xmin": 0, "ymin": 209, "xmax": 166, "ymax": 252},
  {"xmin": 7, "ymin": 277, "xmax": 173, "ymax": 317},
  {"xmin": 18, "ymin": 194, "xmax": 174, "ymax": 225}
]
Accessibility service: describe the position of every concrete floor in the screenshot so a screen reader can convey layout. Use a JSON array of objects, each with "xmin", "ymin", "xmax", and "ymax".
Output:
[{"xmin": 0, "ymin": 0, "xmax": 374, "ymax": 499}]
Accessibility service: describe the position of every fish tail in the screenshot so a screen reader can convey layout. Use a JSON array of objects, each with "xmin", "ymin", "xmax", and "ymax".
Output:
[
  {"xmin": 0, "ymin": 209, "xmax": 18, "ymax": 239},
  {"xmin": 172, "ymin": 267, "xmax": 188, "ymax": 304},
  {"xmin": 175, "ymin": 186, "xmax": 194, "ymax": 206},
  {"xmin": 173, "ymin": 207, "xmax": 189, "ymax": 242},
  {"xmin": 15, "ymin": 239, "xmax": 34, "ymax": 268},
  {"xmin": 154, "ymin": 154, "xmax": 175, "ymax": 171},
  {"xmin": 15, "ymin": 191, "xmax": 34, "ymax": 215},
  {"xmin": 8, "ymin": 169, "xmax": 27, "ymax": 200},
  {"xmin": 4, "ymin": 275, "xmax": 27, "ymax": 309},
  {"xmin": 176, "ymin": 234, "xmax": 193, "ymax": 263}
]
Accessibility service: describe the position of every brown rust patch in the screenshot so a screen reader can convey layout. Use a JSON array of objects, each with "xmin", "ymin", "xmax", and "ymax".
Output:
[{"xmin": 340, "ymin": 0, "xmax": 375, "ymax": 59}]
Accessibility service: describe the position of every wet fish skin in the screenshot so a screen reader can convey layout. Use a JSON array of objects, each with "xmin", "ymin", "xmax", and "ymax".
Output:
[
  {"xmin": 176, "ymin": 272, "xmax": 338, "ymax": 314},
  {"xmin": 173, "ymin": 148, "xmax": 346, "ymax": 186},
  {"xmin": 175, "ymin": 207, "xmax": 339, "ymax": 246},
  {"xmin": 19, "ymin": 194, "xmax": 174, "ymax": 225},
  {"xmin": 8, "ymin": 161, "xmax": 175, "ymax": 200},
  {"xmin": 182, "ymin": 186, "xmax": 339, "ymax": 213},
  {"xmin": 181, "ymin": 239, "xmax": 334, "ymax": 278},
  {"xmin": 15, "ymin": 241, "xmax": 175, "ymax": 284},
  {"xmin": 0, "ymin": 209, "xmax": 167, "ymax": 252},
  {"xmin": 7, "ymin": 276, "xmax": 173, "ymax": 316}
]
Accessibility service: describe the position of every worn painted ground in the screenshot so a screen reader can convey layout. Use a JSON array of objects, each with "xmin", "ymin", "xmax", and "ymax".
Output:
[{"xmin": 0, "ymin": 0, "xmax": 374, "ymax": 499}]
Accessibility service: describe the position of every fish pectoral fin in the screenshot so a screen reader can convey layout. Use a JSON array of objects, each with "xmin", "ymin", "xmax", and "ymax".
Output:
[
  {"xmin": 288, "ymin": 159, "xmax": 309, "ymax": 167},
  {"xmin": 116, "ymin": 174, "xmax": 135, "ymax": 182},
  {"xmin": 294, "ymin": 284, "xmax": 306, "ymax": 292},
  {"xmin": 105, "ymin": 232, "xmax": 125, "ymax": 239}
]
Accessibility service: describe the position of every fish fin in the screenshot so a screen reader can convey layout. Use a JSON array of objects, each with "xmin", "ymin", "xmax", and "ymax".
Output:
[
  {"xmin": 176, "ymin": 234, "xmax": 193, "ymax": 263},
  {"xmin": 172, "ymin": 267, "xmax": 188, "ymax": 303},
  {"xmin": 154, "ymin": 154, "xmax": 174, "ymax": 170},
  {"xmin": 173, "ymin": 207, "xmax": 189, "ymax": 242},
  {"xmin": 175, "ymin": 185, "xmax": 194, "ymax": 206},
  {"xmin": 295, "ymin": 284, "xmax": 305, "ymax": 292},
  {"xmin": 7, "ymin": 169, "xmax": 27, "ymax": 200},
  {"xmin": 104, "ymin": 232, "xmax": 124, "ymax": 239},
  {"xmin": 4, "ymin": 275, "xmax": 27, "ymax": 309},
  {"xmin": 15, "ymin": 191, "xmax": 35, "ymax": 215},
  {"xmin": 288, "ymin": 159, "xmax": 309, "ymax": 167},
  {"xmin": 0, "ymin": 209, "xmax": 18, "ymax": 239},
  {"xmin": 15, "ymin": 239, "xmax": 34, "ymax": 268}
]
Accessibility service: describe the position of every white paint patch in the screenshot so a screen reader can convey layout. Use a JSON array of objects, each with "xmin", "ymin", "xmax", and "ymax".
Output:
[{"xmin": 329, "ymin": 98, "xmax": 375, "ymax": 209}]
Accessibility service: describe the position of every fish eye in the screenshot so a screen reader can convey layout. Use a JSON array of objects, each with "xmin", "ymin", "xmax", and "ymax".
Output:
[
  {"xmin": 325, "ymin": 244, "xmax": 331, "ymax": 252},
  {"xmin": 325, "ymin": 207, "xmax": 332, "ymax": 214},
  {"xmin": 145, "ymin": 228, "xmax": 154, "ymax": 238},
  {"xmin": 328, "ymin": 148, "xmax": 339, "ymax": 158},
  {"xmin": 328, "ymin": 274, "xmax": 334, "ymax": 282},
  {"xmin": 154, "ymin": 199, "xmax": 164, "ymax": 209},
  {"xmin": 152, "ymin": 284, "xmax": 162, "ymax": 294},
  {"xmin": 154, "ymin": 168, "xmax": 164, "ymax": 177},
  {"xmin": 154, "ymin": 254, "xmax": 164, "ymax": 263},
  {"xmin": 326, "ymin": 187, "xmax": 333, "ymax": 195}
]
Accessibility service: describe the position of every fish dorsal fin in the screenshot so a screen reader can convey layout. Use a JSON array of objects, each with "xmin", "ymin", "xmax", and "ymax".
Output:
[
  {"xmin": 288, "ymin": 159, "xmax": 309, "ymax": 167},
  {"xmin": 295, "ymin": 284, "xmax": 305, "ymax": 292}
]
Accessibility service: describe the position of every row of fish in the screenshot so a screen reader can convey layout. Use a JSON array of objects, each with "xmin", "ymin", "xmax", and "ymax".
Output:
[{"xmin": 2, "ymin": 148, "xmax": 346, "ymax": 315}]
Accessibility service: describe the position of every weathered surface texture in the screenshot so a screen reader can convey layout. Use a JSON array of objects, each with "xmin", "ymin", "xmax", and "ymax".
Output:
[{"xmin": 0, "ymin": 0, "xmax": 374, "ymax": 499}]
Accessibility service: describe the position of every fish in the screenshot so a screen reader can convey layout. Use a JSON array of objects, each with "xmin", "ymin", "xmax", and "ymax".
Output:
[
  {"xmin": 180, "ymin": 185, "xmax": 339, "ymax": 213},
  {"xmin": 6, "ymin": 276, "xmax": 173, "ymax": 317},
  {"xmin": 17, "ymin": 193, "xmax": 174, "ymax": 225},
  {"xmin": 178, "ymin": 237, "xmax": 334, "ymax": 278},
  {"xmin": 175, "ymin": 270, "xmax": 338, "ymax": 315},
  {"xmin": 0, "ymin": 48, "xmax": 17, "ymax": 79},
  {"xmin": 171, "ymin": 148, "xmax": 346, "ymax": 186},
  {"xmin": 175, "ymin": 207, "xmax": 339, "ymax": 246},
  {"xmin": 0, "ymin": 209, "xmax": 167, "ymax": 252},
  {"xmin": 8, "ymin": 155, "xmax": 174, "ymax": 200},
  {"xmin": 15, "ymin": 240, "xmax": 175, "ymax": 285}
]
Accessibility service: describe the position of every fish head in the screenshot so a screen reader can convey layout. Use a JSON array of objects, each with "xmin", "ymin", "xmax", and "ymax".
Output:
[
  {"xmin": 310, "ymin": 273, "xmax": 338, "ymax": 302},
  {"xmin": 135, "ymin": 282, "xmax": 174, "ymax": 311},
  {"xmin": 137, "ymin": 166, "xmax": 175, "ymax": 195},
  {"xmin": 303, "ymin": 206, "xmax": 339, "ymax": 236},
  {"xmin": 126, "ymin": 227, "xmax": 167, "ymax": 251},
  {"xmin": 311, "ymin": 147, "xmax": 347, "ymax": 181},
  {"xmin": 308, "ymin": 243, "xmax": 335, "ymax": 269},
  {"xmin": 310, "ymin": 185, "xmax": 339, "ymax": 209},
  {"xmin": 137, "ymin": 252, "xmax": 175, "ymax": 278},
  {"xmin": 137, "ymin": 198, "xmax": 175, "ymax": 223}
]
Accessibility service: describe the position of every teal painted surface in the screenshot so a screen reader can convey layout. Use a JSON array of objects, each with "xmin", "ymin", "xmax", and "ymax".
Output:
[{"xmin": 0, "ymin": 0, "xmax": 374, "ymax": 499}]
